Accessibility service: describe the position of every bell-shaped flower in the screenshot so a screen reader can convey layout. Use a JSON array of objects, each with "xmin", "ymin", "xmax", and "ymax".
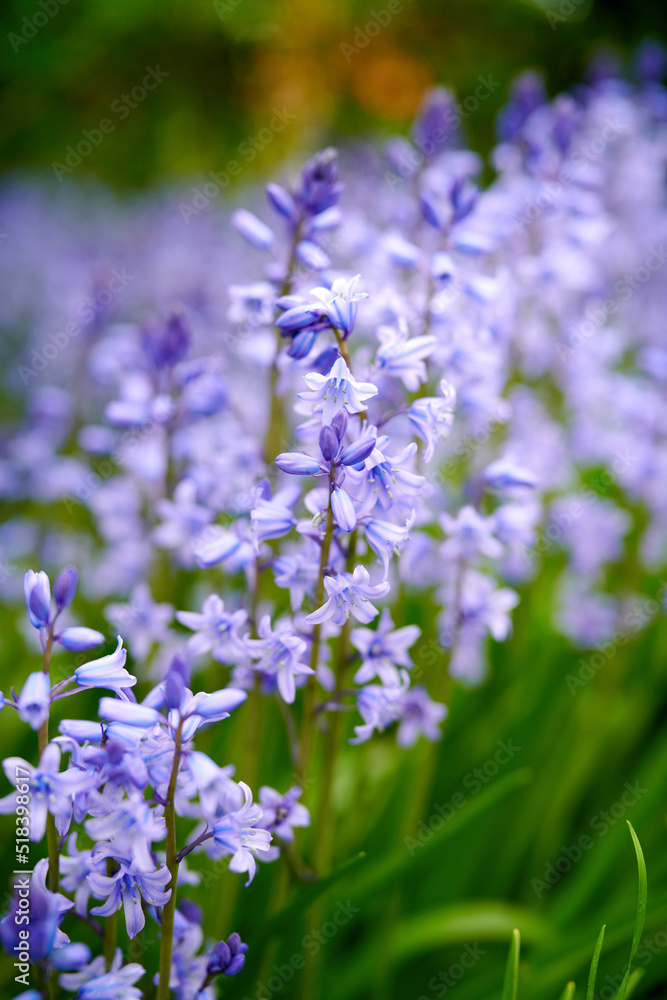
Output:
[
  {"xmin": 309, "ymin": 275, "xmax": 368, "ymax": 337},
  {"xmin": 188, "ymin": 687, "xmax": 248, "ymax": 720},
  {"xmin": 17, "ymin": 670, "xmax": 51, "ymax": 730},
  {"xmin": 251, "ymin": 484, "xmax": 299, "ymax": 545},
  {"xmin": 245, "ymin": 616, "xmax": 315, "ymax": 704},
  {"xmin": 176, "ymin": 595, "xmax": 247, "ymax": 665},
  {"xmin": 98, "ymin": 697, "xmax": 162, "ymax": 729},
  {"xmin": 56, "ymin": 627, "xmax": 105, "ymax": 652},
  {"xmin": 347, "ymin": 436, "xmax": 424, "ymax": 511},
  {"xmin": 363, "ymin": 516, "xmax": 412, "ymax": 572},
  {"xmin": 88, "ymin": 861, "xmax": 171, "ymax": 939},
  {"xmin": 332, "ymin": 487, "xmax": 357, "ymax": 532},
  {"xmin": 408, "ymin": 388, "xmax": 456, "ymax": 463},
  {"xmin": 24, "ymin": 569, "xmax": 51, "ymax": 629},
  {"xmin": 0, "ymin": 743, "xmax": 97, "ymax": 840},
  {"xmin": 231, "ymin": 209, "xmax": 275, "ymax": 250},
  {"xmin": 257, "ymin": 786, "xmax": 310, "ymax": 844},
  {"xmin": 0, "ymin": 858, "xmax": 73, "ymax": 961},
  {"xmin": 306, "ymin": 565, "xmax": 390, "ymax": 626},
  {"xmin": 211, "ymin": 782, "xmax": 273, "ymax": 885},
  {"xmin": 350, "ymin": 609, "xmax": 421, "ymax": 685},
  {"xmin": 375, "ymin": 327, "xmax": 436, "ymax": 391},
  {"xmin": 53, "ymin": 565, "xmax": 78, "ymax": 612},
  {"xmin": 75, "ymin": 637, "xmax": 136, "ymax": 691},
  {"xmin": 440, "ymin": 506, "xmax": 504, "ymax": 562},
  {"xmin": 207, "ymin": 932, "xmax": 249, "ymax": 978},
  {"xmin": 298, "ymin": 358, "xmax": 378, "ymax": 424}
]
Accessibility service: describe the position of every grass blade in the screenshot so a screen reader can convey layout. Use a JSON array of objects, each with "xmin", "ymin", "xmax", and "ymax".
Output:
[
  {"xmin": 586, "ymin": 924, "xmax": 606, "ymax": 1000},
  {"xmin": 559, "ymin": 982, "xmax": 575, "ymax": 1000},
  {"xmin": 501, "ymin": 928, "xmax": 520, "ymax": 1000},
  {"xmin": 615, "ymin": 822, "xmax": 647, "ymax": 1000}
]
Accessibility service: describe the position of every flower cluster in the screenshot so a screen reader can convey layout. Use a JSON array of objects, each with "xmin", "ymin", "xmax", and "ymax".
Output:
[{"xmin": 2, "ymin": 48, "xmax": 667, "ymax": 996}]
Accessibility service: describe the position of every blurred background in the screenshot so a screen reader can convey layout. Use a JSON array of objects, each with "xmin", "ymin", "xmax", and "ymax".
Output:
[{"xmin": 0, "ymin": 0, "xmax": 666, "ymax": 187}]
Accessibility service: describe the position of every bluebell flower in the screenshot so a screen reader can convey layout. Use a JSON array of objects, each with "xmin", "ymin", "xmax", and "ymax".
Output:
[
  {"xmin": 350, "ymin": 609, "xmax": 421, "ymax": 685},
  {"xmin": 60, "ymin": 833, "xmax": 106, "ymax": 916},
  {"xmin": 17, "ymin": 670, "xmax": 51, "ymax": 730},
  {"xmin": 245, "ymin": 616, "xmax": 315, "ymax": 703},
  {"xmin": 299, "ymin": 358, "xmax": 378, "ymax": 424},
  {"xmin": 483, "ymin": 457, "xmax": 538, "ymax": 493},
  {"xmin": 296, "ymin": 147, "xmax": 343, "ymax": 216},
  {"xmin": 88, "ymin": 861, "xmax": 171, "ymax": 939},
  {"xmin": 105, "ymin": 583, "xmax": 174, "ymax": 661},
  {"xmin": 306, "ymin": 566, "xmax": 390, "ymax": 626},
  {"xmin": 295, "ymin": 240, "xmax": 330, "ymax": 271},
  {"xmin": 56, "ymin": 626, "xmax": 105, "ymax": 652},
  {"xmin": 363, "ymin": 516, "xmax": 413, "ymax": 573},
  {"xmin": 0, "ymin": 743, "xmax": 97, "ymax": 840},
  {"xmin": 375, "ymin": 327, "xmax": 436, "ymax": 391},
  {"xmin": 1, "ymin": 859, "xmax": 73, "ymax": 961},
  {"xmin": 273, "ymin": 540, "xmax": 320, "ymax": 611},
  {"xmin": 24, "ymin": 569, "xmax": 51, "ymax": 628},
  {"xmin": 413, "ymin": 86, "xmax": 457, "ymax": 156},
  {"xmin": 257, "ymin": 785, "xmax": 310, "ymax": 845},
  {"xmin": 309, "ymin": 275, "xmax": 368, "ymax": 337},
  {"xmin": 59, "ymin": 949, "xmax": 145, "ymax": 999},
  {"xmin": 75, "ymin": 636, "xmax": 136, "ymax": 691},
  {"xmin": 141, "ymin": 311, "xmax": 191, "ymax": 370},
  {"xmin": 53, "ymin": 565, "xmax": 78, "ymax": 612},
  {"xmin": 207, "ymin": 932, "xmax": 249, "ymax": 977},
  {"xmin": 440, "ymin": 507, "xmax": 503, "ymax": 561},
  {"xmin": 153, "ymin": 479, "xmax": 214, "ymax": 559},
  {"xmin": 232, "ymin": 209, "xmax": 275, "ymax": 249},
  {"xmin": 408, "ymin": 380, "xmax": 456, "ymax": 462},
  {"xmin": 346, "ymin": 436, "xmax": 424, "ymax": 511},
  {"xmin": 350, "ymin": 675, "xmax": 407, "ymax": 744},
  {"xmin": 176, "ymin": 595, "xmax": 248, "ymax": 665},
  {"xmin": 211, "ymin": 782, "xmax": 273, "ymax": 885},
  {"xmin": 251, "ymin": 483, "xmax": 300, "ymax": 546},
  {"xmin": 395, "ymin": 687, "xmax": 448, "ymax": 748},
  {"xmin": 332, "ymin": 487, "xmax": 357, "ymax": 532}
]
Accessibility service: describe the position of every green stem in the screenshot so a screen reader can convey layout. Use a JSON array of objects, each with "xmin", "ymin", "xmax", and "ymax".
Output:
[
  {"xmin": 156, "ymin": 720, "xmax": 183, "ymax": 1000},
  {"xmin": 299, "ymin": 496, "xmax": 335, "ymax": 782}
]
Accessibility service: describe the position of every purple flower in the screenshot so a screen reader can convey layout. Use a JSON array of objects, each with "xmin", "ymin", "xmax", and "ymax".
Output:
[
  {"xmin": 232, "ymin": 209, "xmax": 275, "ymax": 250},
  {"xmin": 1, "ymin": 859, "xmax": 73, "ymax": 961},
  {"xmin": 105, "ymin": 583, "xmax": 174, "ymax": 661},
  {"xmin": 351, "ymin": 609, "xmax": 421, "ymax": 685},
  {"xmin": 306, "ymin": 566, "xmax": 390, "ymax": 626},
  {"xmin": 75, "ymin": 636, "xmax": 136, "ymax": 691},
  {"xmin": 88, "ymin": 862, "xmax": 171, "ymax": 939},
  {"xmin": 257, "ymin": 786, "xmax": 310, "ymax": 844},
  {"xmin": 17, "ymin": 670, "xmax": 51, "ymax": 730},
  {"xmin": 299, "ymin": 358, "xmax": 378, "ymax": 424},
  {"xmin": 207, "ymin": 933, "xmax": 249, "ymax": 977},
  {"xmin": 309, "ymin": 275, "xmax": 368, "ymax": 337},
  {"xmin": 245, "ymin": 616, "xmax": 315, "ymax": 703},
  {"xmin": 176, "ymin": 595, "xmax": 248, "ymax": 665},
  {"xmin": 24, "ymin": 569, "xmax": 51, "ymax": 628},
  {"xmin": 211, "ymin": 782, "xmax": 273, "ymax": 885}
]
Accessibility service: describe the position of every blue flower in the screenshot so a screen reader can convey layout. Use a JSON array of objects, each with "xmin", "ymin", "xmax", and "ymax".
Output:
[
  {"xmin": 211, "ymin": 782, "xmax": 273, "ymax": 885},
  {"xmin": 17, "ymin": 670, "xmax": 51, "ymax": 730},
  {"xmin": 176, "ymin": 595, "xmax": 248, "ymax": 665},
  {"xmin": 350, "ymin": 609, "xmax": 421, "ymax": 685},
  {"xmin": 306, "ymin": 566, "xmax": 390, "ymax": 626},
  {"xmin": 24, "ymin": 569, "xmax": 51, "ymax": 628},
  {"xmin": 88, "ymin": 862, "xmax": 171, "ymax": 939},
  {"xmin": 207, "ymin": 933, "xmax": 249, "ymax": 977},
  {"xmin": 309, "ymin": 275, "xmax": 368, "ymax": 337},
  {"xmin": 299, "ymin": 358, "xmax": 378, "ymax": 424},
  {"xmin": 75, "ymin": 637, "xmax": 136, "ymax": 692},
  {"xmin": 0, "ymin": 859, "xmax": 73, "ymax": 961},
  {"xmin": 245, "ymin": 616, "xmax": 315, "ymax": 703}
]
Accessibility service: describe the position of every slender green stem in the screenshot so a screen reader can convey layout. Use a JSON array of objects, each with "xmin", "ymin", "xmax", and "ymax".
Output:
[
  {"xmin": 156, "ymin": 720, "xmax": 183, "ymax": 1000},
  {"xmin": 103, "ymin": 859, "xmax": 118, "ymax": 970},
  {"xmin": 299, "ymin": 496, "xmax": 335, "ymax": 781}
]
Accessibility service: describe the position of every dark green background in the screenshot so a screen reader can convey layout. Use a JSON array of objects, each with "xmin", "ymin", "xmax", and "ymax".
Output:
[{"xmin": 0, "ymin": 0, "xmax": 665, "ymax": 188}]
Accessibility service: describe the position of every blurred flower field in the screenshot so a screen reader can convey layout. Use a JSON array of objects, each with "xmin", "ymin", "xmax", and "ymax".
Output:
[{"xmin": 1, "ymin": 8, "xmax": 667, "ymax": 1000}]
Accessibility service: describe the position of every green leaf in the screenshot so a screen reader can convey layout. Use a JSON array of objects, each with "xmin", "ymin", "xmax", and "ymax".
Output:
[
  {"xmin": 394, "ymin": 901, "xmax": 549, "ymax": 961},
  {"xmin": 501, "ymin": 928, "xmax": 520, "ymax": 1000},
  {"xmin": 623, "ymin": 967, "xmax": 645, "ymax": 998},
  {"xmin": 615, "ymin": 822, "xmax": 647, "ymax": 1000},
  {"xmin": 348, "ymin": 767, "xmax": 533, "ymax": 901},
  {"xmin": 586, "ymin": 924, "xmax": 606, "ymax": 1000},
  {"xmin": 559, "ymin": 982, "xmax": 575, "ymax": 1000}
]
